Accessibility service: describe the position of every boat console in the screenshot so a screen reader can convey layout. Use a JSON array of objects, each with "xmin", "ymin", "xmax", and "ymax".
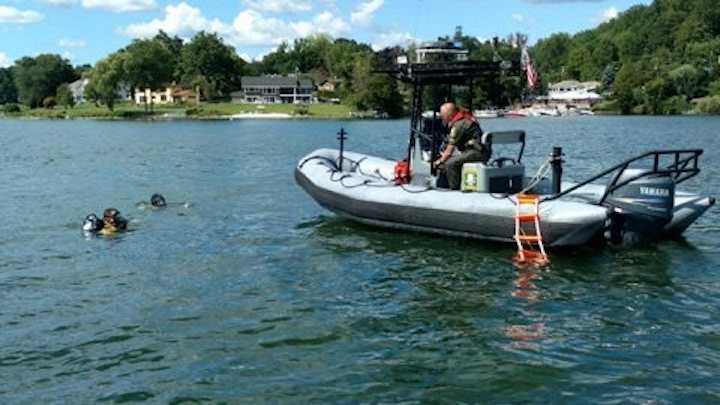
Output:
[{"xmin": 461, "ymin": 131, "xmax": 527, "ymax": 193}]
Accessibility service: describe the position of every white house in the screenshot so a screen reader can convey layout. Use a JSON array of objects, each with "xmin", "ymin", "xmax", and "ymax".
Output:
[
  {"xmin": 547, "ymin": 80, "xmax": 603, "ymax": 105},
  {"xmin": 133, "ymin": 86, "xmax": 198, "ymax": 105},
  {"xmin": 415, "ymin": 41, "xmax": 469, "ymax": 64},
  {"xmin": 134, "ymin": 88, "xmax": 173, "ymax": 105},
  {"xmin": 68, "ymin": 78, "xmax": 90, "ymax": 104},
  {"xmin": 231, "ymin": 76, "xmax": 315, "ymax": 104}
]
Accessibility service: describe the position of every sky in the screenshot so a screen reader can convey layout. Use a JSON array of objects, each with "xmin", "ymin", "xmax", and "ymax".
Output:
[{"xmin": 0, "ymin": 0, "xmax": 652, "ymax": 67}]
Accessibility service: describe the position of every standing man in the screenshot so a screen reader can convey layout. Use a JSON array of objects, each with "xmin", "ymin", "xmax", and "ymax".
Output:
[{"xmin": 433, "ymin": 102, "xmax": 491, "ymax": 190}]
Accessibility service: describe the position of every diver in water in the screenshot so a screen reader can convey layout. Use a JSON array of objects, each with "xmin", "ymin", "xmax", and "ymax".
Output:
[
  {"xmin": 151, "ymin": 193, "xmax": 167, "ymax": 208},
  {"xmin": 82, "ymin": 214, "xmax": 104, "ymax": 233},
  {"xmin": 82, "ymin": 209, "xmax": 128, "ymax": 235},
  {"xmin": 137, "ymin": 193, "xmax": 190, "ymax": 210},
  {"xmin": 100, "ymin": 208, "xmax": 128, "ymax": 235}
]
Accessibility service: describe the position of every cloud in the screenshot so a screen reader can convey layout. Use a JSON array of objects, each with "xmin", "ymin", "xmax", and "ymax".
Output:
[
  {"xmin": 230, "ymin": 9, "xmax": 297, "ymax": 45},
  {"xmin": 123, "ymin": 2, "xmax": 226, "ymax": 38},
  {"xmin": 243, "ymin": 0, "xmax": 312, "ymax": 14},
  {"xmin": 351, "ymin": 0, "xmax": 383, "ymax": 26},
  {"xmin": 512, "ymin": 13, "xmax": 525, "ymax": 22},
  {"xmin": 123, "ymin": 2, "xmax": 350, "ymax": 47},
  {"xmin": 0, "ymin": 5, "xmax": 44, "ymax": 24},
  {"xmin": 371, "ymin": 31, "xmax": 415, "ymax": 51},
  {"xmin": 82, "ymin": 0, "xmax": 156, "ymax": 13},
  {"xmin": 232, "ymin": 9, "xmax": 349, "ymax": 46},
  {"xmin": 310, "ymin": 11, "xmax": 350, "ymax": 36},
  {"xmin": 41, "ymin": 0, "xmax": 78, "ymax": 7},
  {"xmin": 0, "ymin": 52, "xmax": 11, "ymax": 68},
  {"xmin": 59, "ymin": 38, "xmax": 87, "ymax": 48},
  {"xmin": 598, "ymin": 6, "xmax": 619, "ymax": 23}
]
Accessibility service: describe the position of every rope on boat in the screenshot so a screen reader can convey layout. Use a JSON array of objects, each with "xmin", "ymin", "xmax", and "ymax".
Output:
[{"xmin": 300, "ymin": 154, "xmax": 554, "ymax": 198}]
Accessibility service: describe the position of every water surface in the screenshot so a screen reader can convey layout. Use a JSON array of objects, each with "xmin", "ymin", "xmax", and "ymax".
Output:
[{"xmin": 1, "ymin": 116, "xmax": 719, "ymax": 403}]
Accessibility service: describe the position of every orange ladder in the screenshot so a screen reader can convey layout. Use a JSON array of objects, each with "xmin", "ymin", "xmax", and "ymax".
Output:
[{"xmin": 513, "ymin": 194, "xmax": 549, "ymax": 266}]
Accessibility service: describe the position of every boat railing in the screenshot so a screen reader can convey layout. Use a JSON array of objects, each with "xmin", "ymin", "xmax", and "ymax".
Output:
[{"xmin": 543, "ymin": 149, "xmax": 704, "ymax": 204}]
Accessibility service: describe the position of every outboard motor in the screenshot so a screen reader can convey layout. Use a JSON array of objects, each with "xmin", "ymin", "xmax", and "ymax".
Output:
[{"xmin": 604, "ymin": 169, "xmax": 675, "ymax": 244}]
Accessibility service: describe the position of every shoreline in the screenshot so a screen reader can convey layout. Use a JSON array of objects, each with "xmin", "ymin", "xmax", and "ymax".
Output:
[
  {"xmin": 3, "ymin": 112, "xmax": 719, "ymax": 121},
  {"xmin": 0, "ymin": 113, "xmax": 390, "ymax": 121},
  {"xmin": 0, "ymin": 102, "xmax": 400, "ymax": 121}
]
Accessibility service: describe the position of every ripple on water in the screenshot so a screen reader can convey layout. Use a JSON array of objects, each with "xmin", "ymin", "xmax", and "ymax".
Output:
[{"xmin": 1, "ymin": 118, "xmax": 720, "ymax": 403}]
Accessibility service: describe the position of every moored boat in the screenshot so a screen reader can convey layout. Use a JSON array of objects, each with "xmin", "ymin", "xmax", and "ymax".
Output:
[{"xmin": 474, "ymin": 109, "xmax": 505, "ymax": 119}]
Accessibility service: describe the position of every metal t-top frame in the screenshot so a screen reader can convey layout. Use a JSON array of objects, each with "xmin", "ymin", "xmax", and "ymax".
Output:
[{"xmin": 377, "ymin": 60, "xmax": 517, "ymax": 164}]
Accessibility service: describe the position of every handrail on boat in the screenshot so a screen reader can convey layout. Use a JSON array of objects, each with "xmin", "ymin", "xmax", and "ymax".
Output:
[{"xmin": 542, "ymin": 149, "xmax": 704, "ymax": 204}]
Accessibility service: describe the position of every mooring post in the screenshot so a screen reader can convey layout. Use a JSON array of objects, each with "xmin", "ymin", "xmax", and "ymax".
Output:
[
  {"xmin": 338, "ymin": 127, "xmax": 347, "ymax": 171},
  {"xmin": 551, "ymin": 147, "xmax": 564, "ymax": 195}
]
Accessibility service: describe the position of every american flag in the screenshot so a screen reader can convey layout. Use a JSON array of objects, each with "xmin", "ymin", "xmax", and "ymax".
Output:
[{"xmin": 521, "ymin": 45, "xmax": 539, "ymax": 89}]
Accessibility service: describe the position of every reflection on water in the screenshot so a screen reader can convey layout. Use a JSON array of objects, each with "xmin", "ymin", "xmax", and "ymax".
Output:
[{"xmin": 0, "ymin": 117, "xmax": 719, "ymax": 403}]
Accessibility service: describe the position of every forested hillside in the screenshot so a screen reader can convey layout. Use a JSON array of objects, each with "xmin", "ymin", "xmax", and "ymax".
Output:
[{"xmin": 532, "ymin": 0, "xmax": 720, "ymax": 114}]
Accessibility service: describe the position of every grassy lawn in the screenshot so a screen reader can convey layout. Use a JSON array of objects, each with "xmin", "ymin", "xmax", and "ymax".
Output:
[
  {"xmin": 2, "ymin": 101, "xmax": 357, "ymax": 119},
  {"xmin": 186, "ymin": 102, "xmax": 354, "ymax": 118}
]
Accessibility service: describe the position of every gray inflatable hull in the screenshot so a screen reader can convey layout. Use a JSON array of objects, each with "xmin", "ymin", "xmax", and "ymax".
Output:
[{"xmin": 296, "ymin": 149, "xmax": 609, "ymax": 247}]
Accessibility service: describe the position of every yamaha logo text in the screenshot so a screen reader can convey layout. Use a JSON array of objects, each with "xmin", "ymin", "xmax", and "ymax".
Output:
[{"xmin": 640, "ymin": 187, "xmax": 670, "ymax": 197}]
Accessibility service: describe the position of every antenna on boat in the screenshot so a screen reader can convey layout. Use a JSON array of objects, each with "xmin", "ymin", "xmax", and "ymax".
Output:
[{"xmin": 337, "ymin": 127, "xmax": 348, "ymax": 170}]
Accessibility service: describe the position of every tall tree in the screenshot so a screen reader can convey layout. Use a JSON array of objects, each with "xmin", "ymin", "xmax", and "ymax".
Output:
[
  {"xmin": 87, "ymin": 52, "xmax": 126, "ymax": 111},
  {"xmin": 13, "ymin": 54, "xmax": 77, "ymax": 108},
  {"xmin": 154, "ymin": 30, "xmax": 184, "ymax": 80},
  {"xmin": 123, "ymin": 39, "xmax": 174, "ymax": 110},
  {"xmin": 351, "ymin": 54, "xmax": 404, "ymax": 117},
  {"xmin": 178, "ymin": 31, "xmax": 245, "ymax": 99},
  {"xmin": 0, "ymin": 67, "xmax": 18, "ymax": 104},
  {"xmin": 55, "ymin": 83, "xmax": 75, "ymax": 108}
]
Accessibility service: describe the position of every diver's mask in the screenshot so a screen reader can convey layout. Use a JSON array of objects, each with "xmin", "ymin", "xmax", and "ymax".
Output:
[{"xmin": 82, "ymin": 214, "xmax": 103, "ymax": 233}]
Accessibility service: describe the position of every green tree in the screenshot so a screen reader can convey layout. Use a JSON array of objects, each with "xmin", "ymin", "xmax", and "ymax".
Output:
[
  {"xmin": 601, "ymin": 63, "xmax": 619, "ymax": 90},
  {"xmin": 643, "ymin": 77, "xmax": 671, "ymax": 114},
  {"xmin": 55, "ymin": 83, "xmax": 75, "ymax": 108},
  {"xmin": 533, "ymin": 33, "xmax": 572, "ymax": 84},
  {"xmin": 613, "ymin": 62, "xmax": 647, "ymax": 114},
  {"xmin": 708, "ymin": 79, "xmax": 720, "ymax": 96},
  {"xmin": 123, "ymin": 39, "xmax": 174, "ymax": 111},
  {"xmin": 669, "ymin": 64, "xmax": 700, "ymax": 100},
  {"xmin": 351, "ymin": 54, "xmax": 404, "ymax": 117},
  {"xmin": 74, "ymin": 64, "xmax": 92, "ymax": 78},
  {"xmin": 13, "ymin": 54, "xmax": 77, "ymax": 108},
  {"xmin": 178, "ymin": 31, "xmax": 246, "ymax": 99},
  {"xmin": 0, "ymin": 67, "xmax": 18, "ymax": 104},
  {"xmin": 154, "ymin": 30, "xmax": 184, "ymax": 80},
  {"xmin": 87, "ymin": 52, "xmax": 126, "ymax": 111}
]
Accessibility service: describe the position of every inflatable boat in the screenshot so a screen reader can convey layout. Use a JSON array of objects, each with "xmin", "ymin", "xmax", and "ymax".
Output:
[
  {"xmin": 296, "ymin": 143, "xmax": 714, "ymax": 247},
  {"xmin": 295, "ymin": 51, "xmax": 715, "ymax": 248}
]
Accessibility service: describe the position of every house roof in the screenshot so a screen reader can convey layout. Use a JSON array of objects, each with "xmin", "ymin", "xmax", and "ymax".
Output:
[
  {"xmin": 241, "ymin": 75, "xmax": 314, "ymax": 88},
  {"xmin": 68, "ymin": 78, "xmax": 89, "ymax": 91},
  {"xmin": 172, "ymin": 89, "xmax": 196, "ymax": 97}
]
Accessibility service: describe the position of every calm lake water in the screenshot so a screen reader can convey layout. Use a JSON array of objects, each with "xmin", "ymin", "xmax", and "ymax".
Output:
[{"xmin": 1, "ymin": 116, "xmax": 719, "ymax": 403}]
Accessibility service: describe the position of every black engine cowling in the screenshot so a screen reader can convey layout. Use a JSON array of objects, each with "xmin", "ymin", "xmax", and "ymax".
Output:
[{"xmin": 604, "ymin": 169, "xmax": 675, "ymax": 243}]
